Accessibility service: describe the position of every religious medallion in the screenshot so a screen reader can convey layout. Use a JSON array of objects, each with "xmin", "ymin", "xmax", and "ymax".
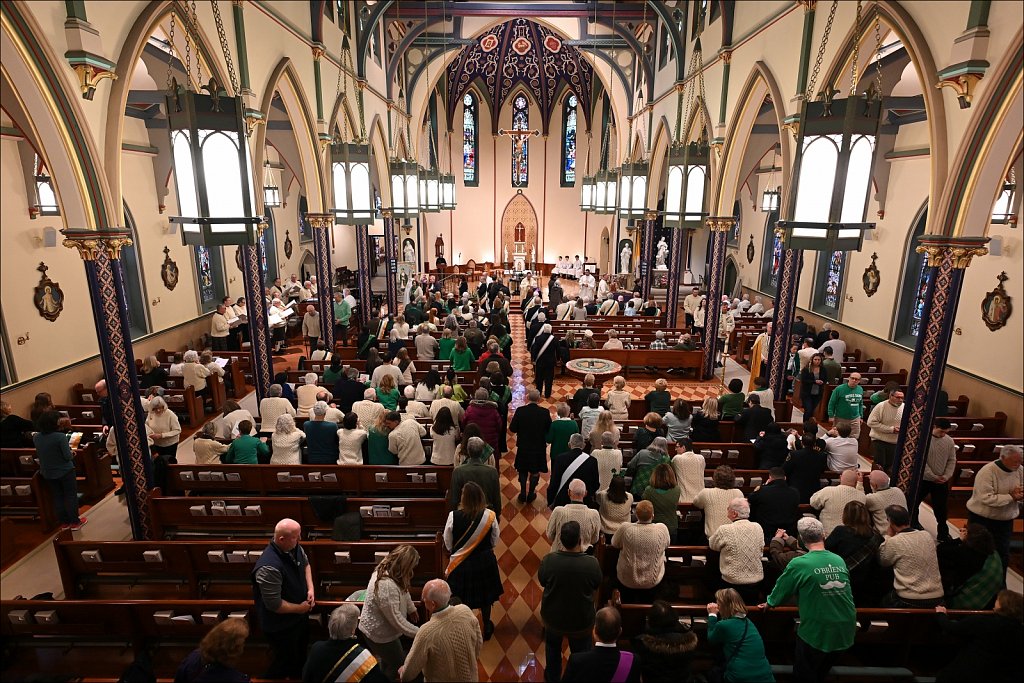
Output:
[
  {"xmin": 33, "ymin": 262, "xmax": 64, "ymax": 321},
  {"xmin": 284, "ymin": 230, "xmax": 293, "ymax": 259},
  {"xmin": 479, "ymin": 34, "xmax": 499, "ymax": 52},
  {"xmin": 862, "ymin": 252, "xmax": 880, "ymax": 297},
  {"xmin": 981, "ymin": 271, "xmax": 1012, "ymax": 331},
  {"xmin": 160, "ymin": 246, "xmax": 179, "ymax": 291},
  {"xmin": 234, "ymin": 246, "xmax": 243, "ymax": 272},
  {"xmin": 746, "ymin": 235, "xmax": 756, "ymax": 264},
  {"xmin": 544, "ymin": 35, "xmax": 562, "ymax": 53}
]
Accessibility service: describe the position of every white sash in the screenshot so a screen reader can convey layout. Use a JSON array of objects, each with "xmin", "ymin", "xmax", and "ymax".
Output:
[
  {"xmin": 559, "ymin": 452, "xmax": 590, "ymax": 494},
  {"xmin": 535, "ymin": 334, "xmax": 555, "ymax": 360}
]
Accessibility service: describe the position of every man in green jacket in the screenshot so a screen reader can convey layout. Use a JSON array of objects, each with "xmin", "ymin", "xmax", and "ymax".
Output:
[
  {"xmin": 333, "ymin": 292, "xmax": 351, "ymax": 346},
  {"xmin": 223, "ymin": 421, "xmax": 269, "ymax": 464},
  {"xmin": 762, "ymin": 516, "xmax": 856, "ymax": 683},
  {"xmin": 826, "ymin": 372, "xmax": 864, "ymax": 438}
]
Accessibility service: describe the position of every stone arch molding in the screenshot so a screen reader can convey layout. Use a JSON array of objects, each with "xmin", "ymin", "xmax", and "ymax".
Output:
[{"xmin": 499, "ymin": 192, "xmax": 539, "ymax": 265}]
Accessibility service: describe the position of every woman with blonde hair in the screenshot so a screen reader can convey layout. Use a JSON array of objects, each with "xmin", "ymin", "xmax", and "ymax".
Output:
[
  {"xmin": 588, "ymin": 410, "xmax": 620, "ymax": 449},
  {"xmin": 174, "ymin": 616, "xmax": 250, "ymax": 682},
  {"xmin": 443, "ymin": 481, "xmax": 502, "ymax": 641},
  {"xmin": 375, "ymin": 373, "xmax": 400, "ymax": 411},
  {"xmin": 691, "ymin": 395, "xmax": 723, "ymax": 442},
  {"xmin": 706, "ymin": 588, "xmax": 774, "ymax": 682},
  {"xmin": 605, "ymin": 375, "xmax": 632, "ymax": 420},
  {"xmin": 139, "ymin": 355, "xmax": 168, "ymax": 389},
  {"xmin": 270, "ymin": 413, "xmax": 303, "ymax": 465},
  {"xmin": 358, "ymin": 545, "xmax": 422, "ymax": 681},
  {"xmin": 367, "ymin": 410, "xmax": 397, "ymax": 465}
]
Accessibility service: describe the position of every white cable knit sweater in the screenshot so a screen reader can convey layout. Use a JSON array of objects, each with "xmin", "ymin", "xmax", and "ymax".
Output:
[
  {"xmin": 810, "ymin": 484, "xmax": 866, "ymax": 535},
  {"xmin": 709, "ymin": 519, "xmax": 766, "ymax": 585},
  {"xmin": 672, "ymin": 451, "xmax": 707, "ymax": 503},
  {"xmin": 692, "ymin": 487, "xmax": 745, "ymax": 538},
  {"xmin": 966, "ymin": 460, "xmax": 1023, "ymax": 521},
  {"xmin": 878, "ymin": 529, "xmax": 944, "ymax": 600},
  {"xmin": 611, "ymin": 521, "xmax": 671, "ymax": 589}
]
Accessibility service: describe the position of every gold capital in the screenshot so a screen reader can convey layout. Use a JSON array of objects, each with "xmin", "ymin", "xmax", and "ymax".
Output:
[
  {"xmin": 706, "ymin": 216, "xmax": 737, "ymax": 233},
  {"xmin": 915, "ymin": 243, "xmax": 988, "ymax": 269},
  {"xmin": 62, "ymin": 229, "xmax": 133, "ymax": 261},
  {"xmin": 312, "ymin": 45, "xmax": 325, "ymax": 61},
  {"xmin": 305, "ymin": 213, "xmax": 334, "ymax": 229},
  {"xmin": 381, "ymin": 209, "xmax": 394, "ymax": 220},
  {"xmin": 644, "ymin": 210, "xmax": 658, "ymax": 222}
]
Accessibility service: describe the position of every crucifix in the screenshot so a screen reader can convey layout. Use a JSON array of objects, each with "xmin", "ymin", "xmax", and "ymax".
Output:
[{"xmin": 498, "ymin": 126, "xmax": 540, "ymax": 183}]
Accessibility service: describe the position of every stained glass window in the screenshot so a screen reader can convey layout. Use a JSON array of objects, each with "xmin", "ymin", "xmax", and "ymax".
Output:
[
  {"xmin": 196, "ymin": 245, "xmax": 216, "ymax": 305},
  {"xmin": 561, "ymin": 94, "xmax": 577, "ymax": 186},
  {"xmin": 815, "ymin": 250, "xmax": 845, "ymax": 313},
  {"xmin": 759, "ymin": 210, "xmax": 782, "ymax": 294},
  {"xmin": 770, "ymin": 233, "xmax": 784, "ymax": 288},
  {"xmin": 894, "ymin": 209, "xmax": 931, "ymax": 344},
  {"xmin": 463, "ymin": 93, "xmax": 478, "ymax": 185},
  {"xmin": 909, "ymin": 253, "xmax": 931, "ymax": 337},
  {"xmin": 512, "ymin": 94, "xmax": 529, "ymax": 187}
]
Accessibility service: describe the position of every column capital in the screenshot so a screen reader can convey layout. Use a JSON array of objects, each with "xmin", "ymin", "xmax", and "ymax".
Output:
[
  {"xmin": 311, "ymin": 43, "xmax": 325, "ymax": 61},
  {"xmin": 644, "ymin": 210, "xmax": 658, "ymax": 222},
  {"xmin": 915, "ymin": 236, "xmax": 989, "ymax": 269},
  {"xmin": 305, "ymin": 213, "xmax": 334, "ymax": 229},
  {"xmin": 62, "ymin": 228, "xmax": 133, "ymax": 260},
  {"xmin": 796, "ymin": 0, "xmax": 817, "ymax": 10},
  {"xmin": 705, "ymin": 216, "xmax": 737, "ymax": 232},
  {"xmin": 381, "ymin": 208, "xmax": 394, "ymax": 220}
]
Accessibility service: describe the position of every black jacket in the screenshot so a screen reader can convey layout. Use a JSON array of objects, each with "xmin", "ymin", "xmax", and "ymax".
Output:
[
  {"xmin": 734, "ymin": 405, "xmax": 774, "ymax": 441},
  {"xmin": 632, "ymin": 627, "xmax": 698, "ymax": 683},
  {"xmin": 332, "ymin": 377, "xmax": 367, "ymax": 413},
  {"xmin": 754, "ymin": 432, "xmax": 790, "ymax": 469},
  {"xmin": 783, "ymin": 448, "xmax": 828, "ymax": 503},
  {"xmin": 531, "ymin": 332, "xmax": 558, "ymax": 365},
  {"xmin": 563, "ymin": 646, "xmax": 641, "ymax": 683},
  {"xmin": 748, "ymin": 479, "xmax": 801, "ymax": 542},
  {"xmin": 548, "ymin": 449, "xmax": 599, "ymax": 508}
]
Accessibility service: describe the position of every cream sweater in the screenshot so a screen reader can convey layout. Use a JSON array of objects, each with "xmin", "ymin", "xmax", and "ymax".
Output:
[
  {"xmin": 810, "ymin": 484, "xmax": 866, "ymax": 535},
  {"xmin": 401, "ymin": 604, "xmax": 482, "ymax": 682},
  {"xmin": 145, "ymin": 409, "xmax": 181, "ymax": 447},
  {"xmin": 878, "ymin": 529, "xmax": 944, "ymax": 600},
  {"xmin": 672, "ymin": 451, "xmax": 707, "ymax": 503},
  {"xmin": 591, "ymin": 448, "xmax": 623, "ymax": 492},
  {"xmin": 865, "ymin": 486, "xmax": 908, "ymax": 536},
  {"xmin": 611, "ymin": 521, "xmax": 671, "ymax": 589},
  {"xmin": 709, "ymin": 519, "xmax": 766, "ymax": 585},
  {"xmin": 596, "ymin": 491, "xmax": 633, "ymax": 535},
  {"xmin": 548, "ymin": 502, "xmax": 602, "ymax": 552},
  {"xmin": 693, "ymin": 487, "xmax": 745, "ymax": 538},
  {"xmin": 358, "ymin": 571, "xmax": 418, "ymax": 643},
  {"xmin": 867, "ymin": 400, "xmax": 903, "ymax": 444},
  {"xmin": 966, "ymin": 460, "xmax": 1023, "ymax": 521}
]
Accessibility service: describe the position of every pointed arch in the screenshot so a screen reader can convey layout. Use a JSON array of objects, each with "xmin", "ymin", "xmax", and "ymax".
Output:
[
  {"xmin": 121, "ymin": 201, "xmax": 151, "ymax": 339},
  {"xmin": 367, "ymin": 114, "xmax": 389, "ymax": 209},
  {"xmin": 714, "ymin": 62, "xmax": 791, "ymax": 221},
  {"xmin": 892, "ymin": 202, "xmax": 930, "ymax": 344},
  {"xmin": 648, "ymin": 116, "xmax": 673, "ymax": 206},
  {"xmin": 102, "ymin": 1, "xmax": 229, "ymax": 216},
  {"xmin": 682, "ymin": 96, "xmax": 718, "ymax": 211},
  {"xmin": 327, "ymin": 91, "xmax": 360, "ymax": 144},
  {"xmin": 253, "ymin": 58, "xmax": 325, "ymax": 213}
]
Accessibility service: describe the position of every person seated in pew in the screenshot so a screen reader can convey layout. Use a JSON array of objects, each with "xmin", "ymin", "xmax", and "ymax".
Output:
[
  {"xmin": 710, "ymin": 497, "xmax": 766, "ymax": 604},
  {"xmin": 224, "ymin": 420, "xmax": 268, "ymax": 465},
  {"xmin": 746, "ymin": 376, "xmax": 775, "ymax": 419},
  {"xmin": 270, "ymin": 413, "xmax": 304, "ymax": 466},
  {"xmin": 734, "ymin": 395, "xmax": 773, "ymax": 442},
  {"xmin": 400, "ymin": 385, "xmax": 429, "ymax": 420},
  {"xmin": 193, "ymin": 422, "xmax": 230, "ymax": 465},
  {"xmin": 879, "ymin": 504, "xmax": 945, "ymax": 608},
  {"xmin": 631, "ymin": 601, "xmax": 698, "ymax": 683},
  {"xmin": 690, "ymin": 395, "xmax": 722, "ymax": 443},
  {"xmin": 634, "ymin": 413, "xmax": 666, "ymax": 453},
  {"xmin": 673, "ymin": 333, "xmax": 698, "ymax": 351},
  {"xmin": 605, "ymin": 375, "xmax": 632, "ymax": 421},
  {"xmin": 175, "ymin": 615, "xmax": 251, "ymax": 683},
  {"xmin": 643, "ymin": 463, "xmax": 682, "ymax": 542},
  {"xmin": 693, "ymin": 465, "xmax": 745, "ymax": 538},
  {"xmin": 783, "ymin": 434, "xmax": 829, "ymax": 504},
  {"xmin": 749, "ymin": 467, "xmax": 801, "ymax": 543},
  {"xmin": 937, "ymin": 522, "xmax": 1004, "ymax": 610},
  {"xmin": 303, "ymin": 403, "xmax": 340, "ymax": 465},
  {"xmin": 139, "ymin": 355, "xmax": 169, "ymax": 389},
  {"xmin": 321, "ymin": 357, "xmax": 343, "ymax": 387},
  {"xmin": 547, "ymin": 478, "xmax": 602, "ymax": 554},
  {"xmin": 648, "ymin": 330, "xmax": 668, "ymax": 350},
  {"xmin": 304, "ymin": 604, "xmax": 387, "ymax": 683},
  {"xmin": 706, "ymin": 589, "xmax": 775, "ymax": 683},
  {"xmin": 603, "ymin": 329, "xmax": 625, "ymax": 350},
  {"xmin": 259, "ymin": 384, "xmax": 297, "ymax": 434},
  {"xmin": 0, "ymin": 400, "xmax": 34, "ymax": 448},
  {"xmin": 645, "ymin": 378, "xmax": 672, "ymax": 416},
  {"xmin": 182, "ymin": 350, "xmax": 212, "ymax": 399},
  {"xmin": 933, "ymin": 589, "xmax": 1024, "ymax": 683},
  {"xmin": 336, "ymin": 412, "xmax": 368, "ymax": 465},
  {"xmin": 576, "ymin": 328, "xmax": 596, "ymax": 350},
  {"xmin": 385, "ymin": 410, "xmax": 426, "ymax": 466},
  {"xmin": 375, "ymin": 374, "xmax": 400, "ymax": 412},
  {"xmin": 167, "ymin": 352, "xmax": 185, "ymax": 378},
  {"xmin": 863, "ymin": 469, "xmax": 907, "ymax": 536},
  {"xmin": 718, "ymin": 379, "xmax": 746, "ymax": 421},
  {"xmin": 754, "ymin": 423, "xmax": 790, "ymax": 470},
  {"xmin": 626, "ymin": 437, "xmax": 671, "ymax": 498}
]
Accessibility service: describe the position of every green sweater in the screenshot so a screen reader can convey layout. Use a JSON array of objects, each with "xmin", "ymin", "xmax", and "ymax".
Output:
[
  {"xmin": 719, "ymin": 392, "xmax": 745, "ymax": 420},
  {"xmin": 766, "ymin": 549, "xmax": 856, "ymax": 652},
  {"xmin": 642, "ymin": 486, "xmax": 681, "ymax": 535},
  {"xmin": 367, "ymin": 429, "xmax": 397, "ymax": 465},
  {"xmin": 224, "ymin": 435, "xmax": 268, "ymax": 465},
  {"xmin": 546, "ymin": 419, "xmax": 579, "ymax": 458},
  {"xmin": 827, "ymin": 383, "xmax": 864, "ymax": 420},
  {"xmin": 538, "ymin": 551, "xmax": 603, "ymax": 634},
  {"xmin": 706, "ymin": 615, "xmax": 775, "ymax": 682},
  {"xmin": 438, "ymin": 337, "xmax": 455, "ymax": 360},
  {"xmin": 645, "ymin": 390, "xmax": 672, "ymax": 415},
  {"xmin": 449, "ymin": 347, "xmax": 475, "ymax": 371}
]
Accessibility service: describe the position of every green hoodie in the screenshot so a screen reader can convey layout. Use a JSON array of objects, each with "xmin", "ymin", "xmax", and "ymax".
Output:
[{"xmin": 827, "ymin": 383, "xmax": 864, "ymax": 420}]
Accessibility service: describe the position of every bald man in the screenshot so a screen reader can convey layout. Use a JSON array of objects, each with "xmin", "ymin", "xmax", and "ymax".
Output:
[
  {"xmin": 864, "ymin": 469, "xmax": 908, "ymax": 536},
  {"xmin": 252, "ymin": 518, "xmax": 315, "ymax": 678},
  {"xmin": 809, "ymin": 469, "xmax": 867, "ymax": 536},
  {"xmin": 399, "ymin": 579, "xmax": 482, "ymax": 682}
]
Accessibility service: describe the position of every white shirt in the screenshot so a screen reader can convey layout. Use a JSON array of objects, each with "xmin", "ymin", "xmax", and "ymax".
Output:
[
  {"xmin": 824, "ymin": 436, "xmax": 861, "ymax": 471},
  {"xmin": 819, "ymin": 338, "xmax": 847, "ymax": 361}
]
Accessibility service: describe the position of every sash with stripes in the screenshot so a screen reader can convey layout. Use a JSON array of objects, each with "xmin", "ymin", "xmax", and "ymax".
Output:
[
  {"xmin": 320, "ymin": 643, "xmax": 380, "ymax": 683},
  {"xmin": 445, "ymin": 508, "xmax": 496, "ymax": 576}
]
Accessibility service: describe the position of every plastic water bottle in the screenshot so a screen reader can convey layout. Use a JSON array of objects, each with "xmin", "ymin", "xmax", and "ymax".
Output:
[{"xmin": 518, "ymin": 651, "xmax": 538, "ymax": 680}]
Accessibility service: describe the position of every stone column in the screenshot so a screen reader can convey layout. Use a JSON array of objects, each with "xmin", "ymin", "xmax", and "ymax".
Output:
[
  {"xmin": 382, "ymin": 209, "xmax": 399, "ymax": 315},
  {"xmin": 354, "ymin": 223, "xmax": 373, "ymax": 326},
  {"xmin": 767, "ymin": 234, "xmax": 804, "ymax": 399},
  {"xmin": 239, "ymin": 224, "xmax": 273, "ymax": 402},
  {"xmin": 306, "ymin": 213, "xmax": 336, "ymax": 350},
  {"xmin": 62, "ymin": 229, "xmax": 153, "ymax": 540},
  {"xmin": 638, "ymin": 212, "xmax": 657, "ymax": 302},
  {"xmin": 701, "ymin": 217, "xmax": 734, "ymax": 380},
  {"xmin": 664, "ymin": 227, "xmax": 688, "ymax": 328},
  {"xmin": 895, "ymin": 238, "xmax": 988, "ymax": 520}
]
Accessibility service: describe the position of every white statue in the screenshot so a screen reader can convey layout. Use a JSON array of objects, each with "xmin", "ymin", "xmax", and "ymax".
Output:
[
  {"xmin": 655, "ymin": 237, "xmax": 669, "ymax": 269},
  {"xmin": 619, "ymin": 243, "xmax": 632, "ymax": 274},
  {"xmin": 504, "ymin": 246, "xmax": 509, "ymax": 263},
  {"xmin": 403, "ymin": 241, "xmax": 415, "ymax": 263},
  {"xmin": 528, "ymin": 246, "xmax": 534, "ymax": 263}
]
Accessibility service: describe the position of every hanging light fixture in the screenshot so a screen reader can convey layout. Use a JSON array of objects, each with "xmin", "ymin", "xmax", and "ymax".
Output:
[
  {"xmin": 760, "ymin": 145, "xmax": 780, "ymax": 213},
  {"xmin": 616, "ymin": 1, "xmax": 652, "ymax": 221},
  {"xmin": 418, "ymin": 165, "xmax": 441, "ymax": 213},
  {"xmin": 165, "ymin": 3, "xmax": 260, "ymax": 246},
  {"xmin": 663, "ymin": 41, "xmax": 711, "ymax": 229},
  {"xmin": 579, "ymin": 0, "xmax": 600, "ymax": 214},
  {"xmin": 438, "ymin": 0, "xmax": 457, "ymax": 212},
  {"xmin": 262, "ymin": 159, "xmax": 281, "ymax": 208},
  {"xmin": 593, "ymin": 167, "xmax": 619, "ymax": 215},
  {"xmin": 777, "ymin": 0, "xmax": 881, "ymax": 252},
  {"xmin": 329, "ymin": 36, "xmax": 374, "ymax": 225},
  {"xmin": 389, "ymin": 159, "xmax": 421, "ymax": 219}
]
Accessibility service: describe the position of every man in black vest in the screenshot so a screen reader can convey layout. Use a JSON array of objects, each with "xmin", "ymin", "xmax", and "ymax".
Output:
[{"xmin": 252, "ymin": 518, "xmax": 315, "ymax": 678}]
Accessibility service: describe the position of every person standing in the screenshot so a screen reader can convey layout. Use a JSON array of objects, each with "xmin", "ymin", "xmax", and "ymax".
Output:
[
  {"xmin": 33, "ymin": 410, "xmax": 86, "ymax": 531},
  {"xmin": 548, "ymin": 433, "xmax": 599, "ymax": 509},
  {"xmin": 210, "ymin": 304, "xmax": 232, "ymax": 351},
  {"xmin": 965, "ymin": 444, "xmax": 1022, "ymax": 571},
  {"xmin": 709, "ymin": 498, "xmax": 766, "ymax": 603},
  {"xmin": 683, "ymin": 287, "xmax": 702, "ymax": 329},
  {"xmin": 866, "ymin": 390, "xmax": 904, "ymax": 473},
  {"xmin": 358, "ymin": 545, "xmax": 421, "ymax": 681},
  {"xmin": 562, "ymin": 607, "xmax": 641, "ymax": 682},
  {"xmin": 547, "ymin": 479, "xmax": 602, "ymax": 553},
  {"xmin": 510, "ymin": 390, "xmax": 553, "ymax": 503},
  {"xmin": 762, "ymin": 517, "xmax": 856, "ymax": 683},
  {"xmin": 251, "ymin": 518, "xmax": 315, "ymax": 679},
  {"xmin": 864, "ymin": 470, "xmax": 907, "ymax": 536},
  {"xmin": 748, "ymin": 467, "xmax": 801, "ymax": 543},
  {"xmin": 531, "ymin": 323, "xmax": 559, "ymax": 398},
  {"xmin": 827, "ymin": 373, "xmax": 864, "ymax": 438},
  {"xmin": 448, "ymin": 437, "xmax": 502, "ymax": 513},
  {"xmin": 610, "ymin": 500, "xmax": 671, "ymax": 603},
  {"xmin": 443, "ymin": 482, "xmax": 503, "ymax": 641},
  {"xmin": 399, "ymin": 579, "xmax": 482, "ymax": 682},
  {"xmin": 333, "ymin": 292, "xmax": 352, "ymax": 347},
  {"xmin": 302, "ymin": 305, "xmax": 321, "ymax": 353},
  {"xmin": 303, "ymin": 604, "xmax": 387, "ymax": 683},
  {"xmin": 917, "ymin": 418, "xmax": 957, "ymax": 542},
  {"xmin": 539, "ymin": 521, "xmax": 603, "ymax": 683}
]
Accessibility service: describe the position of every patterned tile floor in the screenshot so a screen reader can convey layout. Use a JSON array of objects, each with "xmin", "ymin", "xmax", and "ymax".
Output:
[{"xmin": 475, "ymin": 306, "xmax": 724, "ymax": 682}]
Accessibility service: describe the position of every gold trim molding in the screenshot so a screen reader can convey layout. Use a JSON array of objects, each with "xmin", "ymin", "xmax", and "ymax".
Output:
[{"xmin": 305, "ymin": 213, "xmax": 334, "ymax": 229}]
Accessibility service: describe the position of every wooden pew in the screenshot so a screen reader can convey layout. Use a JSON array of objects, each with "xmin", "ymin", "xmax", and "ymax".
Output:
[
  {"xmin": 0, "ymin": 473, "xmax": 59, "ymax": 531},
  {"xmin": 953, "ymin": 436, "xmax": 1023, "ymax": 460},
  {"xmin": 148, "ymin": 492, "xmax": 448, "ymax": 539},
  {"xmin": 165, "ymin": 464, "xmax": 453, "ymax": 498},
  {"xmin": 0, "ymin": 443, "xmax": 114, "ymax": 503},
  {"xmin": 53, "ymin": 533, "xmax": 444, "ymax": 600}
]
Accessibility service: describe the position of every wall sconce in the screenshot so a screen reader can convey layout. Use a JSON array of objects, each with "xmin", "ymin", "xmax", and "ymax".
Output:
[
  {"xmin": 158, "ymin": 204, "xmax": 166, "ymax": 214},
  {"xmin": 32, "ymin": 227, "xmax": 58, "ymax": 248},
  {"xmin": 17, "ymin": 332, "xmax": 30, "ymax": 345},
  {"xmin": 847, "ymin": 295, "xmax": 854, "ymax": 302},
  {"xmin": 228, "ymin": 276, "xmax": 236, "ymax": 284},
  {"xmin": 28, "ymin": 206, "xmax": 40, "ymax": 220}
]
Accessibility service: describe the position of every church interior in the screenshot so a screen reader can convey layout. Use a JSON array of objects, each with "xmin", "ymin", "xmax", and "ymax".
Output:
[{"xmin": 0, "ymin": 0, "xmax": 1022, "ymax": 681}]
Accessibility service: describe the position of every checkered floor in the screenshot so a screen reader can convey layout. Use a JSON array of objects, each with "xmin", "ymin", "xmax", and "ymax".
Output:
[{"xmin": 474, "ymin": 306, "xmax": 723, "ymax": 681}]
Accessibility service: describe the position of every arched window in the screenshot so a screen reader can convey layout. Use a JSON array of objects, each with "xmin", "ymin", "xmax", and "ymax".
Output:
[
  {"xmin": 893, "ymin": 208, "xmax": 931, "ymax": 344},
  {"xmin": 561, "ymin": 94, "xmax": 578, "ymax": 186},
  {"xmin": 260, "ymin": 206, "xmax": 278, "ymax": 284},
  {"xmin": 193, "ymin": 244, "xmax": 226, "ymax": 313},
  {"xmin": 121, "ymin": 203, "xmax": 150, "ymax": 340},
  {"xmin": 34, "ymin": 154, "xmax": 59, "ymax": 216},
  {"xmin": 813, "ymin": 250, "xmax": 846, "ymax": 316},
  {"xmin": 462, "ymin": 92, "xmax": 478, "ymax": 186},
  {"xmin": 511, "ymin": 94, "xmax": 529, "ymax": 187},
  {"xmin": 759, "ymin": 209, "xmax": 782, "ymax": 294}
]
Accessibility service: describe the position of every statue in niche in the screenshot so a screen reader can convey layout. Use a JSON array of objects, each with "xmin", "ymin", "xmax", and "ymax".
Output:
[
  {"xmin": 33, "ymin": 262, "xmax": 64, "ymax": 322},
  {"xmin": 402, "ymin": 238, "xmax": 416, "ymax": 264},
  {"xmin": 619, "ymin": 240, "xmax": 633, "ymax": 275},
  {"xmin": 655, "ymin": 237, "xmax": 669, "ymax": 270}
]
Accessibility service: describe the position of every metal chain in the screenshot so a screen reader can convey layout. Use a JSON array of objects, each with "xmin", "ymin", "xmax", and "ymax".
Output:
[
  {"xmin": 872, "ymin": 14, "xmax": 884, "ymax": 100},
  {"xmin": 191, "ymin": 1, "xmax": 201, "ymax": 85},
  {"xmin": 696, "ymin": 44, "xmax": 709, "ymax": 136},
  {"xmin": 211, "ymin": 0, "xmax": 239, "ymax": 94},
  {"xmin": 805, "ymin": 0, "xmax": 838, "ymax": 100},
  {"xmin": 683, "ymin": 49, "xmax": 695, "ymax": 140},
  {"xmin": 166, "ymin": 10, "xmax": 176, "ymax": 91},
  {"xmin": 850, "ymin": 0, "xmax": 862, "ymax": 95},
  {"xmin": 184, "ymin": 5, "xmax": 192, "ymax": 86}
]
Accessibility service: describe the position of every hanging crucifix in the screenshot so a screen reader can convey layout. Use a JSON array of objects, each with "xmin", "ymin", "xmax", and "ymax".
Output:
[{"xmin": 498, "ymin": 126, "xmax": 540, "ymax": 186}]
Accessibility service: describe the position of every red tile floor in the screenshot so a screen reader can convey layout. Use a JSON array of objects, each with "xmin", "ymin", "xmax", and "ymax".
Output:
[{"xmin": 474, "ymin": 304, "xmax": 723, "ymax": 681}]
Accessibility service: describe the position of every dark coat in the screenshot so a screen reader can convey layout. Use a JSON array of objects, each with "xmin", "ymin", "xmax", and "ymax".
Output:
[
  {"xmin": 548, "ymin": 449, "xmax": 599, "ymax": 508},
  {"xmin": 783, "ymin": 448, "xmax": 828, "ymax": 503},
  {"xmin": 748, "ymin": 479, "xmax": 802, "ymax": 542},
  {"xmin": 562, "ymin": 646, "xmax": 641, "ymax": 683},
  {"xmin": 549, "ymin": 283, "xmax": 564, "ymax": 310},
  {"xmin": 462, "ymin": 400, "xmax": 503, "ymax": 453},
  {"xmin": 632, "ymin": 628, "xmax": 698, "ymax": 683},
  {"xmin": 510, "ymin": 402, "xmax": 553, "ymax": 473},
  {"xmin": 332, "ymin": 377, "xmax": 367, "ymax": 413},
  {"xmin": 734, "ymin": 405, "xmax": 774, "ymax": 441},
  {"xmin": 754, "ymin": 432, "xmax": 790, "ymax": 469},
  {"xmin": 531, "ymin": 332, "xmax": 559, "ymax": 365}
]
